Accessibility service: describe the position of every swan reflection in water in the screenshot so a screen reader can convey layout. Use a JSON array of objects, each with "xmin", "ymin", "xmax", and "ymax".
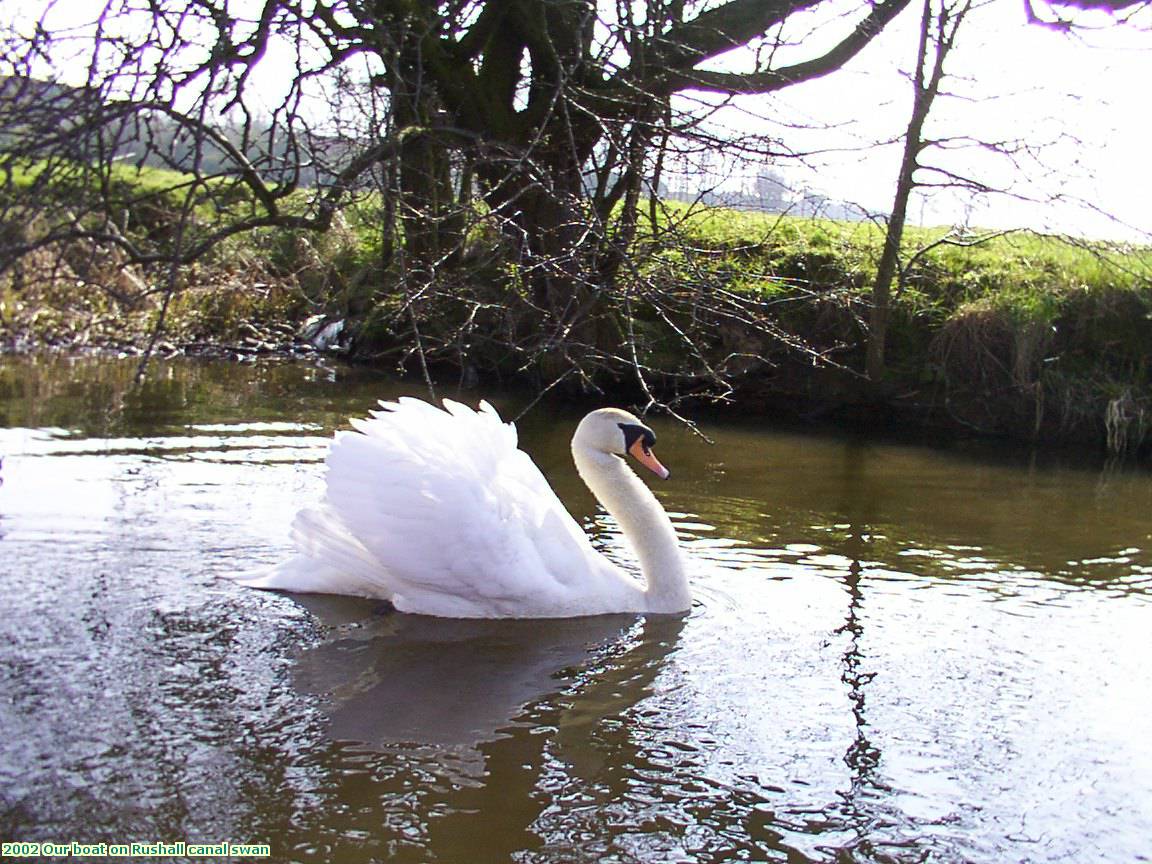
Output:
[{"xmin": 289, "ymin": 594, "xmax": 686, "ymax": 751}]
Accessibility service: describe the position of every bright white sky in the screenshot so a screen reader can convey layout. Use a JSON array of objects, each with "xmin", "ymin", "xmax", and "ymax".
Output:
[
  {"xmin": 713, "ymin": 0, "xmax": 1152, "ymax": 240},
  {"xmin": 4, "ymin": 0, "xmax": 1150, "ymax": 240}
]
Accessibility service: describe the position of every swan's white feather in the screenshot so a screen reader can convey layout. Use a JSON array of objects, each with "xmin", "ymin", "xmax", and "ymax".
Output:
[{"xmin": 245, "ymin": 398, "xmax": 638, "ymax": 617}]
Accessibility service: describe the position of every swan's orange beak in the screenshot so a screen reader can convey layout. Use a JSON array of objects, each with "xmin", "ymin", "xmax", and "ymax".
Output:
[{"xmin": 628, "ymin": 438, "xmax": 670, "ymax": 480}]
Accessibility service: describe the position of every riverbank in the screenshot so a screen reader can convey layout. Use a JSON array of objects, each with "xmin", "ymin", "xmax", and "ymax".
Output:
[
  {"xmin": 637, "ymin": 210, "xmax": 1152, "ymax": 456},
  {"xmin": 2, "ymin": 193, "xmax": 1150, "ymax": 457}
]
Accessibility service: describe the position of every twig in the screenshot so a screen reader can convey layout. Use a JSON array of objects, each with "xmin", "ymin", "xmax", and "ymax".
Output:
[{"xmin": 511, "ymin": 367, "xmax": 578, "ymax": 424}]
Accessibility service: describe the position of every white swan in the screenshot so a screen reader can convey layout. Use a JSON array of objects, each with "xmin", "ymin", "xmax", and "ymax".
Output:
[{"xmin": 241, "ymin": 398, "xmax": 689, "ymax": 618}]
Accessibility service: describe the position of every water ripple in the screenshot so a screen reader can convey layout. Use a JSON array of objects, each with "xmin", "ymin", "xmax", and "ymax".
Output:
[{"xmin": 3, "ymin": 356, "xmax": 1152, "ymax": 864}]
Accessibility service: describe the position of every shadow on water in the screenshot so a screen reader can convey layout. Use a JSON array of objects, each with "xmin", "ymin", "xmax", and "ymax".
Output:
[
  {"xmin": 821, "ymin": 446, "xmax": 904, "ymax": 861},
  {"xmin": 289, "ymin": 596, "xmax": 669, "ymax": 750},
  {"xmin": 281, "ymin": 595, "xmax": 688, "ymax": 861}
]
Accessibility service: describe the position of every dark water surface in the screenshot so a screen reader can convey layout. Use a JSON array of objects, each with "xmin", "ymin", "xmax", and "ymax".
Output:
[{"xmin": 1, "ymin": 354, "xmax": 1149, "ymax": 863}]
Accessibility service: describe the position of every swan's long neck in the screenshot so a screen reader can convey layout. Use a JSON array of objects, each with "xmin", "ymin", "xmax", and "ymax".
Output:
[{"xmin": 572, "ymin": 447, "xmax": 689, "ymax": 613}]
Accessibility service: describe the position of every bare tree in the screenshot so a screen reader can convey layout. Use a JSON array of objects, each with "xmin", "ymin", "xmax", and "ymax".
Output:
[
  {"xmin": 862, "ymin": 0, "xmax": 1150, "ymax": 384},
  {"xmin": 866, "ymin": 0, "xmax": 978, "ymax": 383},
  {"xmin": 0, "ymin": 0, "xmax": 912, "ymax": 382}
]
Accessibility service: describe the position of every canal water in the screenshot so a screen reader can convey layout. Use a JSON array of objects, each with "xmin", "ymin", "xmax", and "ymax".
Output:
[{"xmin": 1, "ymin": 354, "xmax": 1149, "ymax": 863}]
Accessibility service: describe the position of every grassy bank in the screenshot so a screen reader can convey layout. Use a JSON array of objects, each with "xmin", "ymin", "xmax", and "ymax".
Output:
[
  {"xmin": 0, "ymin": 162, "xmax": 380, "ymax": 356},
  {"xmin": 2, "ymin": 163, "xmax": 1150, "ymax": 455},
  {"xmin": 647, "ymin": 207, "xmax": 1151, "ymax": 454}
]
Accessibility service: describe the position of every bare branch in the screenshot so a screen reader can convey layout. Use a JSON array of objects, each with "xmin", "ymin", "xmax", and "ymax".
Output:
[{"xmin": 661, "ymin": 0, "xmax": 914, "ymax": 94}]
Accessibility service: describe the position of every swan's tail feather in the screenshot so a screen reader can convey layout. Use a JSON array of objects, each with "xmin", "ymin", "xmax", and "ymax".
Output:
[
  {"xmin": 238, "ymin": 506, "xmax": 393, "ymax": 599},
  {"xmin": 236, "ymin": 556, "xmax": 381, "ymax": 599}
]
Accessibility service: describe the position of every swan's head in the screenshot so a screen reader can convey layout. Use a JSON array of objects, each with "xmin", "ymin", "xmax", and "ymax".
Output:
[{"xmin": 573, "ymin": 408, "xmax": 670, "ymax": 479}]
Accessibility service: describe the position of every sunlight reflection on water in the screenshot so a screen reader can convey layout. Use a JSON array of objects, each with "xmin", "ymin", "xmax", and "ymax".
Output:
[{"xmin": 1, "ymin": 355, "xmax": 1150, "ymax": 863}]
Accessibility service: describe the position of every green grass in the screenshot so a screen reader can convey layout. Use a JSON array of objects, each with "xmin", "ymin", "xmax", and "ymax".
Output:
[
  {"xmin": 663, "ymin": 203, "xmax": 1149, "ymax": 294},
  {"xmin": 649, "ymin": 203, "xmax": 1151, "ymax": 342},
  {"xmin": 5, "ymin": 159, "xmax": 1152, "ymax": 450},
  {"xmin": 630, "ymin": 202, "xmax": 1152, "ymax": 450}
]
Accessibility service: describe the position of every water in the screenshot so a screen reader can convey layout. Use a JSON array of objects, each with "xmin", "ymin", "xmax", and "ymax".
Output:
[{"xmin": 1, "ymin": 354, "xmax": 1149, "ymax": 863}]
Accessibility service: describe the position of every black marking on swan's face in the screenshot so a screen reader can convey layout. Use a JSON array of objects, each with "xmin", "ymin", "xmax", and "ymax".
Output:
[{"xmin": 618, "ymin": 422, "xmax": 656, "ymax": 454}]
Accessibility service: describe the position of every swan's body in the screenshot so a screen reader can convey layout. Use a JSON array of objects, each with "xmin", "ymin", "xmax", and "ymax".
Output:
[{"xmin": 241, "ymin": 399, "xmax": 688, "ymax": 618}]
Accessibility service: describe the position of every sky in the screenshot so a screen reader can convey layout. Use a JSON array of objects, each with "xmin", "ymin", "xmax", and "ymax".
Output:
[
  {"xmin": 703, "ymin": 0, "xmax": 1152, "ymax": 241},
  {"xmin": 3, "ymin": 0, "xmax": 1150, "ymax": 241}
]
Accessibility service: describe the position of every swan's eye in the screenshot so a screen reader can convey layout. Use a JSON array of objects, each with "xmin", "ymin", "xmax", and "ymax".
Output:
[{"xmin": 618, "ymin": 422, "xmax": 656, "ymax": 454}]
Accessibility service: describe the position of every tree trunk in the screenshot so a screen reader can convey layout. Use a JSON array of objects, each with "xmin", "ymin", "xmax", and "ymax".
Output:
[
  {"xmin": 480, "ymin": 155, "xmax": 604, "ymax": 351},
  {"xmin": 390, "ymin": 27, "xmax": 464, "ymax": 274},
  {"xmin": 866, "ymin": 0, "xmax": 938, "ymax": 384},
  {"xmin": 866, "ymin": 138, "xmax": 919, "ymax": 383}
]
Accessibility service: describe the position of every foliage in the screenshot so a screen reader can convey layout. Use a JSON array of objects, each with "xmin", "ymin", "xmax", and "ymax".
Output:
[
  {"xmin": 3, "ymin": 141, "xmax": 1152, "ymax": 453},
  {"xmin": 0, "ymin": 0, "xmax": 919, "ymax": 390},
  {"xmin": 625, "ymin": 204, "xmax": 1152, "ymax": 451}
]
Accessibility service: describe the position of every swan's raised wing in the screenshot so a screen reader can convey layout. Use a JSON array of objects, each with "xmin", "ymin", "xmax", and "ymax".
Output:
[{"xmin": 303, "ymin": 398, "xmax": 614, "ymax": 616}]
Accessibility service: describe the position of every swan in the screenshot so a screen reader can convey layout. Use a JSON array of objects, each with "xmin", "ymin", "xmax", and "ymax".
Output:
[{"xmin": 240, "ymin": 398, "xmax": 689, "ymax": 618}]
